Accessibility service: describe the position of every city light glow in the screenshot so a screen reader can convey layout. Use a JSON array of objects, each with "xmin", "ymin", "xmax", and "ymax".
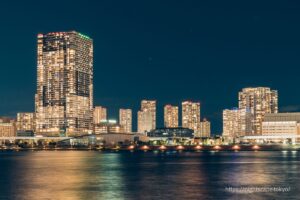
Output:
[
  {"xmin": 128, "ymin": 145, "xmax": 135, "ymax": 150},
  {"xmin": 159, "ymin": 145, "xmax": 167, "ymax": 150},
  {"xmin": 214, "ymin": 145, "xmax": 221, "ymax": 150},
  {"xmin": 176, "ymin": 145, "xmax": 184, "ymax": 150},
  {"xmin": 252, "ymin": 145, "xmax": 260, "ymax": 150},
  {"xmin": 141, "ymin": 145, "xmax": 149, "ymax": 150},
  {"xmin": 232, "ymin": 145, "xmax": 240, "ymax": 150}
]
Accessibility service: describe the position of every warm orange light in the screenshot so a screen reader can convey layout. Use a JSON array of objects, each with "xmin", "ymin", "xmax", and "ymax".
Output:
[
  {"xmin": 252, "ymin": 145, "xmax": 260, "ymax": 150},
  {"xmin": 141, "ymin": 145, "xmax": 149, "ymax": 150},
  {"xmin": 159, "ymin": 145, "xmax": 167, "ymax": 150},
  {"xmin": 128, "ymin": 145, "xmax": 135, "ymax": 150},
  {"xmin": 214, "ymin": 145, "xmax": 221, "ymax": 150},
  {"xmin": 195, "ymin": 145, "xmax": 202, "ymax": 150},
  {"xmin": 176, "ymin": 145, "xmax": 184, "ymax": 150},
  {"xmin": 232, "ymin": 145, "xmax": 240, "ymax": 150}
]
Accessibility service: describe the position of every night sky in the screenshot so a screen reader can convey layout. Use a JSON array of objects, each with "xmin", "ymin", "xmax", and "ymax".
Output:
[{"xmin": 1, "ymin": 0, "xmax": 300, "ymax": 134}]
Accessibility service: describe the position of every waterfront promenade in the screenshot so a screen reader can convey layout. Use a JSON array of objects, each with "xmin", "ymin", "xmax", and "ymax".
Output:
[{"xmin": 1, "ymin": 144, "xmax": 300, "ymax": 152}]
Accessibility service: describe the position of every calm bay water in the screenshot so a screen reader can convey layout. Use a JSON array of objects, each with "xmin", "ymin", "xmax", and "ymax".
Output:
[{"xmin": 0, "ymin": 151, "xmax": 299, "ymax": 200}]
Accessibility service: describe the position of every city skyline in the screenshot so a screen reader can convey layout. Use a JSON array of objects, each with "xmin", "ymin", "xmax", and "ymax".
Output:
[
  {"xmin": 1, "ymin": 2, "xmax": 300, "ymax": 200},
  {"xmin": 0, "ymin": 31, "xmax": 297, "ymax": 134},
  {"xmin": 0, "ymin": 30, "xmax": 295, "ymax": 135},
  {"xmin": 2, "ymin": 1, "xmax": 300, "ymax": 134}
]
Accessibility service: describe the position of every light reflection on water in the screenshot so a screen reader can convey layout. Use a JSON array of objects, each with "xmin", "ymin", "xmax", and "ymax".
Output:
[{"xmin": 0, "ymin": 151, "xmax": 299, "ymax": 200}]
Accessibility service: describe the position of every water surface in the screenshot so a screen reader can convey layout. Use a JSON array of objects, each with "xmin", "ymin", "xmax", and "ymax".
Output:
[{"xmin": 0, "ymin": 151, "xmax": 299, "ymax": 200}]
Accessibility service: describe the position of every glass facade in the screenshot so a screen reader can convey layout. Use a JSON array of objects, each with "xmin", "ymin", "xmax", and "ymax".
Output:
[
  {"xmin": 147, "ymin": 127, "xmax": 194, "ymax": 138},
  {"xmin": 0, "ymin": 118, "xmax": 16, "ymax": 137}
]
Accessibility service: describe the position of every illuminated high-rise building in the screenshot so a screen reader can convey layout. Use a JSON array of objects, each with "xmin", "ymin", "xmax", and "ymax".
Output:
[
  {"xmin": 138, "ymin": 110, "xmax": 153, "ymax": 133},
  {"xmin": 222, "ymin": 108, "xmax": 252, "ymax": 138},
  {"xmin": 199, "ymin": 118, "xmax": 211, "ymax": 137},
  {"xmin": 239, "ymin": 87, "xmax": 278, "ymax": 135},
  {"xmin": 16, "ymin": 113, "xmax": 35, "ymax": 131},
  {"xmin": 119, "ymin": 109, "xmax": 132, "ymax": 133},
  {"xmin": 141, "ymin": 100, "xmax": 156, "ymax": 129},
  {"xmin": 137, "ymin": 100, "xmax": 156, "ymax": 133},
  {"xmin": 164, "ymin": 105, "xmax": 178, "ymax": 128},
  {"xmin": 94, "ymin": 106, "xmax": 107, "ymax": 124},
  {"xmin": 182, "ymin": 101, "xmax": 201, "ymax": 135},
  {"xmin": 223, "ymin": 109, "xmax": 240, "ymax": 138},
  {"xmin": 35, "ymin": 31, "xmax": 93, "ymax": 136}
]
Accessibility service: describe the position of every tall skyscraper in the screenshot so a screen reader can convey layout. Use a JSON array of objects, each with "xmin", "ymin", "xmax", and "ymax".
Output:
[
  {"xmin": 138, "ymin": 100, "xmax": 156, "ymax": 133},
  {"xmin": 222, "ymin": 108, "xmax": 252, "ymax": 138},
  {"xmin": 35, "ymin": 31, "xmax": 93, "ymax": 136},
  {"xmin": 182, "ymin": 101, "xmax": 201, "ymax": 135},
  {"xmin": 238, "ymin": 87, "xmax": 278, "ymax": 135},
  {"xmin": 94, "ymin": 106, "xmax": 107, "ymax": 124},
  {"xmin": 164, "ymin": 105, "xmax": 178, "ymax": 128},
  {"xmin": 199, "ymin": 118, "xmax": 211, "ymax": 137},
  {"xmin": 119, "ymin": 109, "xmax": 132, "ymax": 133}
]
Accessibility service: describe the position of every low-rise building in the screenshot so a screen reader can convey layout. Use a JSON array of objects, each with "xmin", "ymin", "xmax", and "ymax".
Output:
[
  {"xmin": 147, "ymin": 127, "xmax": 194, "ymax": 145},
  {"xmin": 262, "ymin": 113, "xmax": 300, "ymax": 136},
  {"xmin": 98, "ymin": 133, "xmax": 149, "ymax": 146},
  {"xmin": 94, "ymin": 120, "xmax": 122, "ymax": 134},
  {"xmin": 147, "ymin": 127, "xmax": 194, "ymax": 138},
  {"xmin": 262, "ymin": 121, "xmax": 299, "ymax": 136},
  {"xmin": 243, "ymin": 112, "xmax": 300, "ymax": 144},
  {"xmin": 0, "ymin": 117, "xmax": 16, "ymax": 137},
  {"xmin": 17, "ymin": 112, "xmax": 35, "ymax": 132}
]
